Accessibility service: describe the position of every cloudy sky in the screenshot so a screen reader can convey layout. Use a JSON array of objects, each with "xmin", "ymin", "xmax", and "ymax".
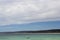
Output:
[{"xmin": 0, "ymin": 0, "xmax": 60, "ymax": 32}]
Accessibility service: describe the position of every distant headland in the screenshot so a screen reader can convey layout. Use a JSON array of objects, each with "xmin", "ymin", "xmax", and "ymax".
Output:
[{"xmin": 0, "ymin": 29, "xmax": 60, "ymax": 34}]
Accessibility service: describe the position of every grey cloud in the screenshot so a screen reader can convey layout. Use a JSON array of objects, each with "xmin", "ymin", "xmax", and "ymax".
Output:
[{"xmin": 0, "ymin": 0, "xmax": 60, "ymax": 25}]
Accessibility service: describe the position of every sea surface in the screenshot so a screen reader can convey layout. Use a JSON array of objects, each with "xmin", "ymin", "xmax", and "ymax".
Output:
[{"xmin": 0, "ymin": 34, "xmax": 60, "ymax": 40}]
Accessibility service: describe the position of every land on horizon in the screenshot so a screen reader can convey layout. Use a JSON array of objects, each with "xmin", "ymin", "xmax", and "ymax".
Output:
[{"xmin": 0, "ymin": 29, "xmax": 60, "ymax": 34}]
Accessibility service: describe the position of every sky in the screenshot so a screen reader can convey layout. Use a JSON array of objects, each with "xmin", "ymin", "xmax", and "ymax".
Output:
[{"xmin": 0, "ymin": 0, "xmax": 60, "ymax": 32}]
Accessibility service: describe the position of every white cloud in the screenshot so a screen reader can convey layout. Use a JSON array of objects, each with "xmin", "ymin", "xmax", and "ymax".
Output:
[{"xmin": 0, "ymin": 0, "xmax": 60, "ymax": 25}]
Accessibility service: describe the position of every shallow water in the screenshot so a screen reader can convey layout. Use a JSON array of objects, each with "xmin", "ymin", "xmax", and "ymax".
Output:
[{"xmin": 0, "ymin": 34, "xmax": 60, "ymax": 40}]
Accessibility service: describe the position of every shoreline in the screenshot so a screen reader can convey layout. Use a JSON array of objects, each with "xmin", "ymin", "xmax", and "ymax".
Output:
[
  {"xmin": 11, "ymin": 33, "xmax": 60, "ymax": 34},
  {"xmin": 0, "ymin": 33, "xmax": 60, "ymax": 35}
]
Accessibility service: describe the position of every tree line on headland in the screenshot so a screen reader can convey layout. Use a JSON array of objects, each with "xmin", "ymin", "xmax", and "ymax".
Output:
[{"xmin": 0, "ymin": 29, "xmax": 60, "ymax": 34}]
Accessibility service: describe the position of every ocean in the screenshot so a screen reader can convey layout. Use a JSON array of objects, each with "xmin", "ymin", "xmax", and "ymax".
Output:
[{"xmin": 0, "ymin": 34, "xmax": 60, "ymax": 40}]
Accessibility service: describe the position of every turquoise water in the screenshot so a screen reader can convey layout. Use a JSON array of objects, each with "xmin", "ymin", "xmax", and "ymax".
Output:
[{"xmin": 0, "ymin": 34, "xmax": 60, "ymax": 40}]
